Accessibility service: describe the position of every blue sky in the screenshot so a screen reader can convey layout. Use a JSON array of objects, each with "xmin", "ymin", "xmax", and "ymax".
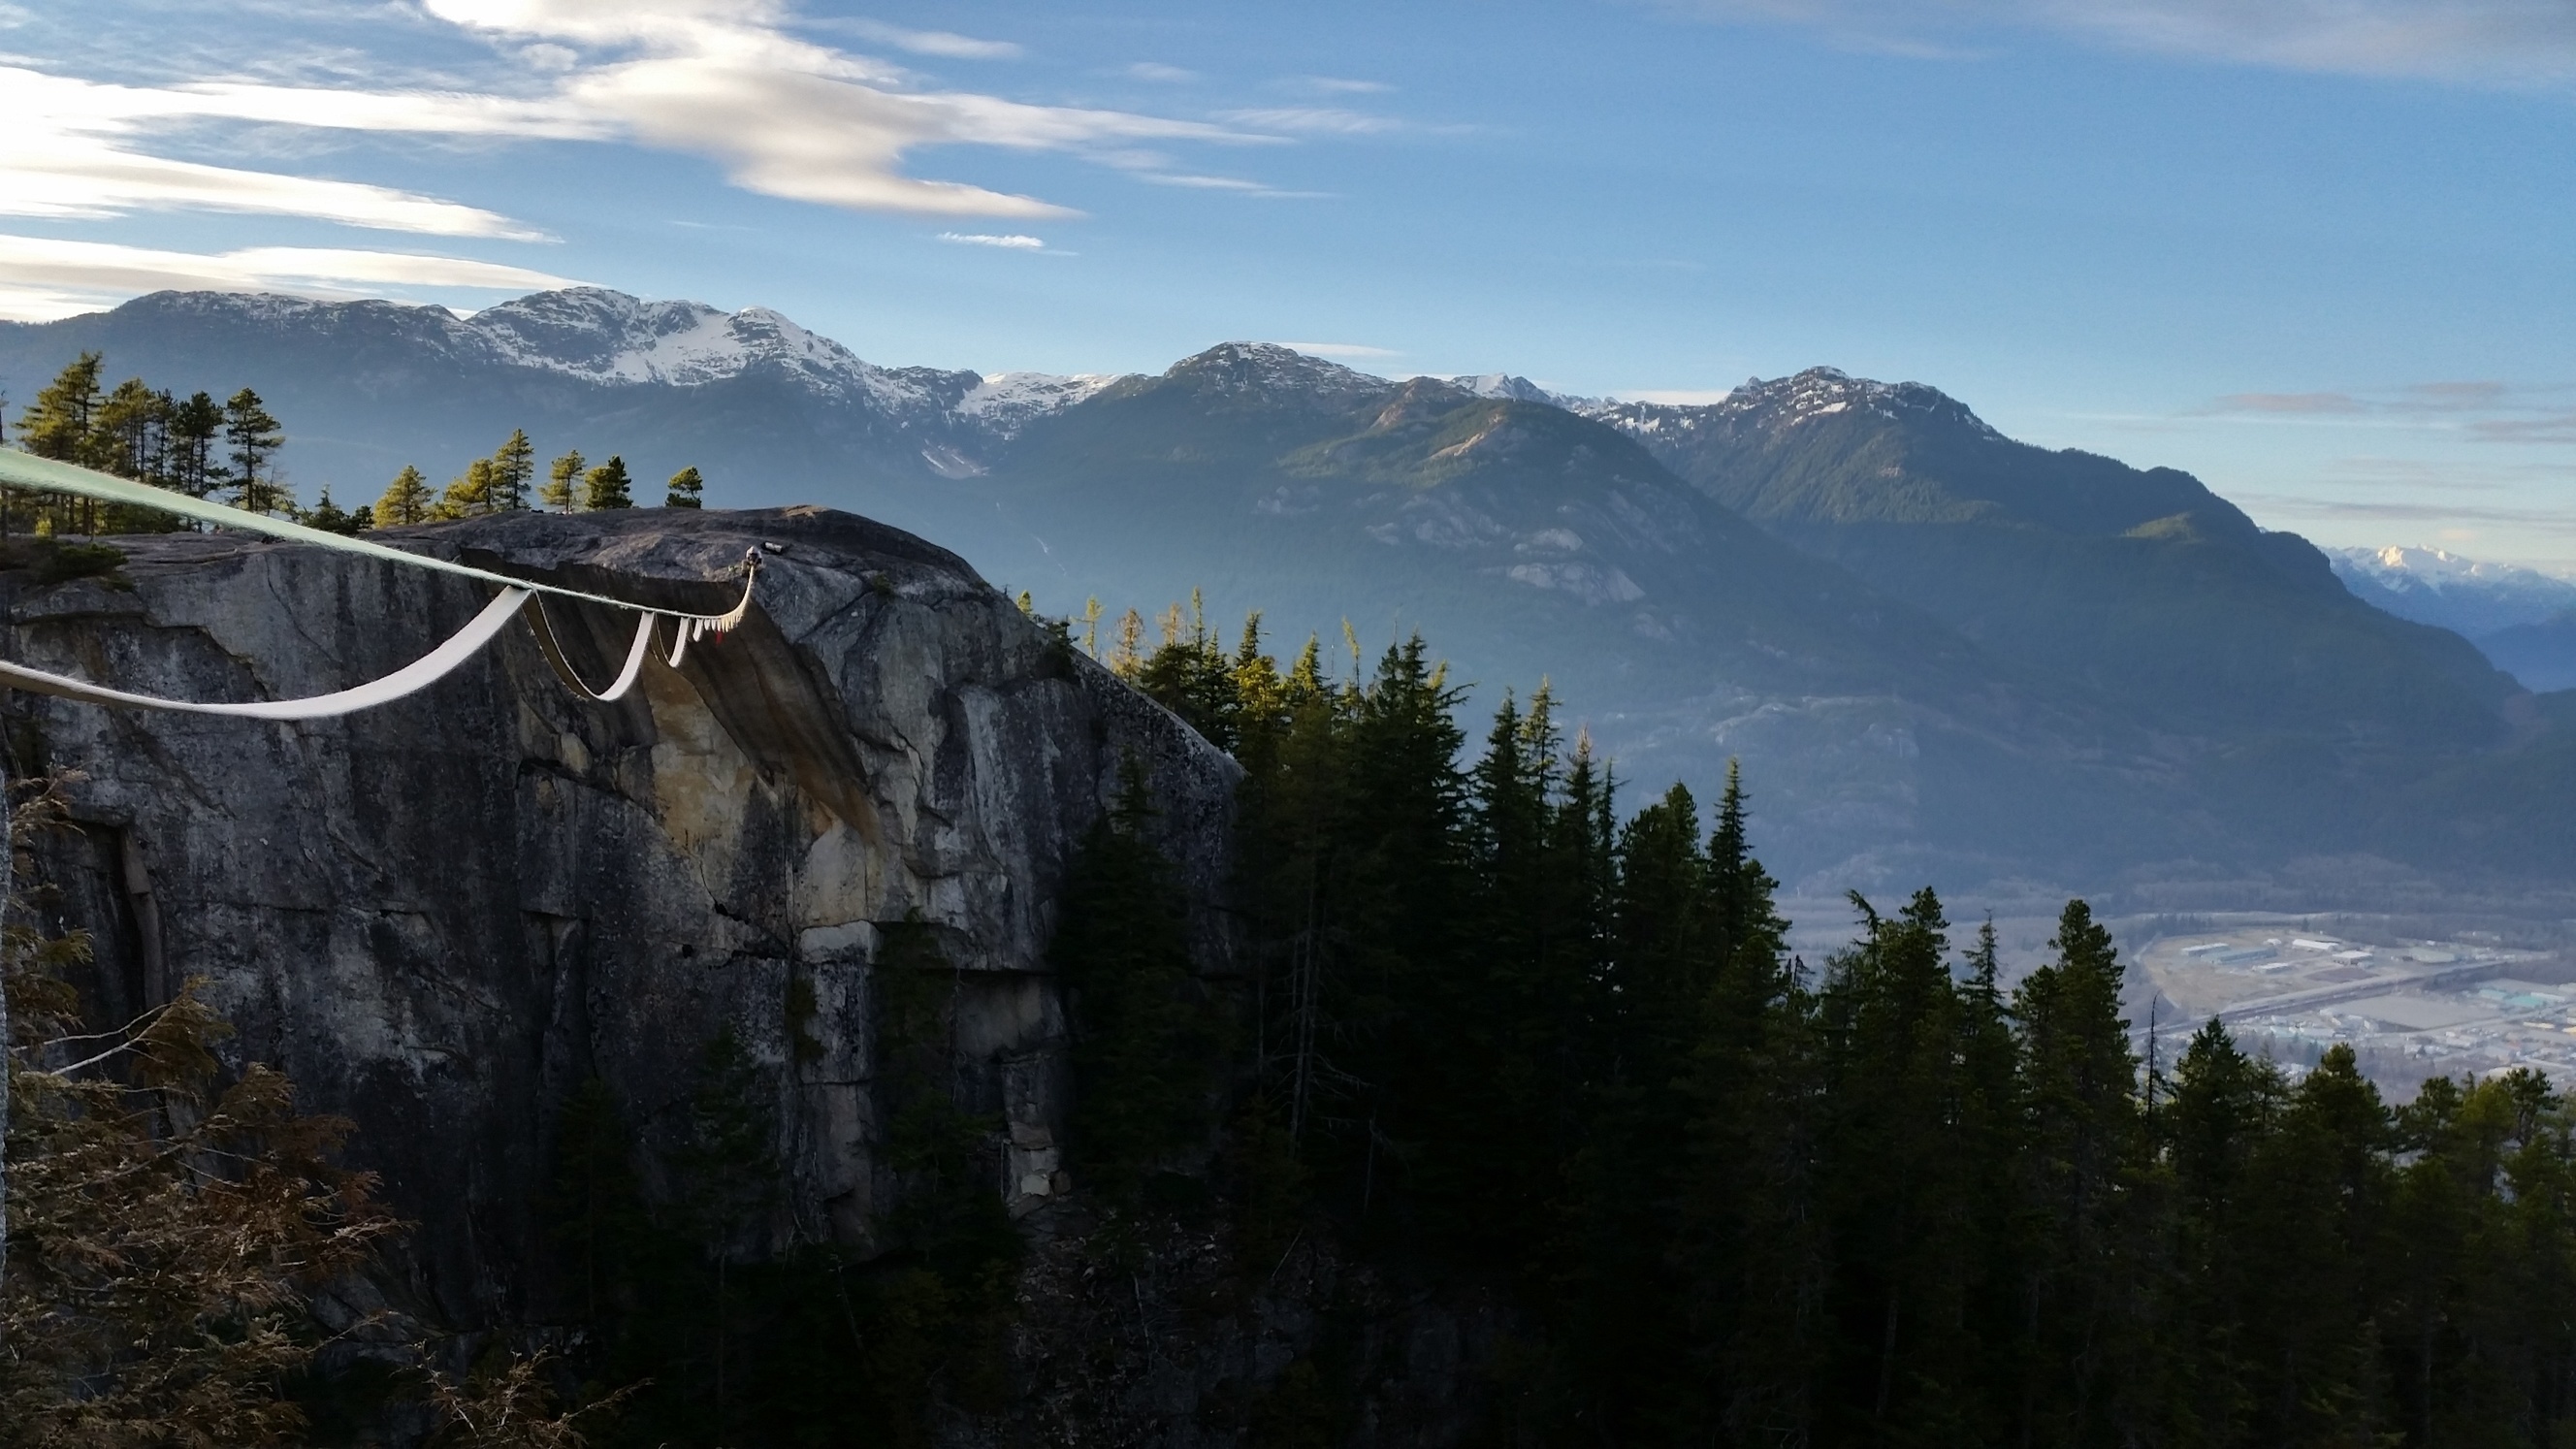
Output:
[{"xmin": 5, "ymin": 0, "xmax": 2573, "ymax": 565}]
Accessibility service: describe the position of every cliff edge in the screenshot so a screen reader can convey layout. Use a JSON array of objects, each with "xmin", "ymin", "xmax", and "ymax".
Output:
[{"xmin": 0, "ymin": 506, "xmax": 1238, "ymax": 1331}]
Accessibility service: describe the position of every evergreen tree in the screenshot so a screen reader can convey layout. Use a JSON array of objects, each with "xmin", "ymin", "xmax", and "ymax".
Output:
[
  {"xmin": 436, "ymin": 457, "xmax": 495, "ymax": 519},
  {"xmin": 16, "ymin": 352, "xmax": 103, "ymax": 465},
  {"xmin": 166, "ymin": 391, "xmax": 225, "ymax": 499},
  {"xmin": 1052, "ymin": 762, "xmax": 1216, "ymax": 1198},
  {"xmin": 584, "ymin": 455, "xmax": 634, "ymax": 509},
  {"xmin": 665, "ymin": 465, "xmax": 704, "ymax": 508},
  {"xmin": 93, "ymin": 377, "xmax": 168, "ymax": 483},
  {"xmin": 2010, "ymin": 898, "xmax": 2151, "ymax": 1446},
  {"xmin": 221, "ymin": 387, "xmax": 287, "ymax": 515},
  {"xmin": 299, "ymin": 485, "xmax": 366, "ymax": 535},
  {"xmin": 541, "ymin": 449, "xmax": 584, "ymax": 511},
  {"xmin": 375, "ymin": 465, "xmax": 434, "ymax": 527},
  {"xmin": 489, "ymin": 428, "xmax": 535, "ymax": 511}
]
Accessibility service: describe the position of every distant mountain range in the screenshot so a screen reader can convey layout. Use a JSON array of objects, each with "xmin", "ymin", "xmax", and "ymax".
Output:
[
  {"xmin": 2330, "ymin": 546, "xmax": 2576, "ymax": 693},
  {"xmin": 4, "ymin": 288, "xmax": 2568, "ymax": 899}
]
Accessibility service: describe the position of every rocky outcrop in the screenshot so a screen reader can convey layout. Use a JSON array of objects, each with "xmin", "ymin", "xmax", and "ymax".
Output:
[{"xmin": 1, "ymin": 507, "xmax": 1237, "ymax": 1332}]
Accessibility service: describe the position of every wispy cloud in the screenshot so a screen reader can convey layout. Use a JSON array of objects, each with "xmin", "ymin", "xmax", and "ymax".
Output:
[
  {"xmin": 0, "ymin": 66, "xmax": 565, "ymax": 238},
  {"xmin": 821, "ymin": 18, "xmax": 1024, "ymax": 61},
  {"xmin": 1658, "ymin": 0, "xmax": 2576, "ymax": 87},
  {"xmin": 2202, "ymin": 380, "xmax": 2576, "ymax": 439},
  {"xmin": 425, "ymin": 0, "xmax": 1269, "ymax": 218},
  {"xmin": 1272, "ymin": 340, "xmax": 1400, "ymax": 358},
  {"xmin": 0, "ymin": 234, "xmax": 579, "ymax": 322},
  {"xmin": 1219, "ymin": 107, "xmax": 1406, "ymax": 135},
  {"xmin": 1138, "ymin": 173, "xmax": 1327, "ymax": 198},
  {"xmin": 2214, "ymin": 391, "xmax": 2366, "ymax": 414},
  {"xmin": 938, "ymin": 231, "xmax": 1046, "ymax": 248},
  {"xmin": 2234, "ymin": 493, "xmax": 2576, "ymax": 530},
  {"xmin": 1297, "ymin": 76, "xmax": 1393, "ymax": 94},
  {"xmin": 1127, "ymin": 62, "xmax": 1197, "ymax": 82}
]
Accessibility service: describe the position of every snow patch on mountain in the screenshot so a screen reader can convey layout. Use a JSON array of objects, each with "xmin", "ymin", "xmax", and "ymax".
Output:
[
  {"xmin": 1578, "ymin": 366, "xmax": 2001, "ymax": 443},
  {"xmin": 1173, "ymin": 342, "xmax": 1390, "ymax": 407},
  {"xmin": 463, "ymin": 288, "xmax": 967, "ymax": 414},
  {"xmin": 2331, "ymin": 546, "xmax": 2576, "ymax": 638},
  {"xmin": 956, "ymin": 371, "xmax": 1124, "ymax": 437}
]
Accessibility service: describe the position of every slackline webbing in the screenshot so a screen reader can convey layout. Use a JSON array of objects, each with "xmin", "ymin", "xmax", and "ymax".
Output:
[
  {"xmin": 0, "ymin": 451, "xmax": 765, "ymax": 718},
  {"xmin": 0, "ymin": 587, "xmax": 532, "ymax": 719},
  {"xmin": 0, "ymin": 451, "xmax": 756, "ymax": 621}
]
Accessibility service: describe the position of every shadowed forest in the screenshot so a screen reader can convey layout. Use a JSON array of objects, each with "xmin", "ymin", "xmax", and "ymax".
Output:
[{"xmin": 9, "ymin": 603, "xmax": 2576, "ymax": 1447}]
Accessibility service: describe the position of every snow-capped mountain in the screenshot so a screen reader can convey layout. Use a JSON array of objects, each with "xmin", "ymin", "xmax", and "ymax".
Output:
[
  {"xmin": 2329, "ymin": 546, "xmax": 2576, "ymax": 639},
  {"xmin": 1446, "ymin": 373, "xmax": 1581, "ymax": 405},
  {"xmin": 954, "ymin": 371, "xmax": 1123, "ymax": 438},
  {"xmin": 0, "ymin": 288, "xmax": 1130, "ymax": 492},
  {"xmin": 1578, "ymin": 366, "xmax": 2004, "ymax": 454}
]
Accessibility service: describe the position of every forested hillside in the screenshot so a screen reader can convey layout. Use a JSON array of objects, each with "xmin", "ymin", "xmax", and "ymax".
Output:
[{"xmin": 16, "ymin": 581, "xmax": 2576, "ymax": 1446}]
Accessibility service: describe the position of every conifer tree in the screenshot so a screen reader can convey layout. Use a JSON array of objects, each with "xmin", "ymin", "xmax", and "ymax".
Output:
[
  {"xmin": 221, "ymin": 388, "xmax": 286, "ymax": 515},
  {"xmin": 166, "ymin": 391, "xmax": 225, "ymax": 499},
  {"xmin": 541, "ymin": 450, "xmax": 584, "ymax": 511},
  {"xmin": 16, "ymin": 352, "xmax": 104, "ymax": 465},
  {"xmin": 375, "ymin": 465, "xmax": 434, "ymax": 527},
  {"xmin": 583, "ymin": 455, "xmax": 633, "ymax": 509},
  {"xmin": 488, "ymin": 428, "xmax": 536, "ymax": 511},
  {"xmin": 300, "ymin": 485, "xmax": 365, "ymax": 535},
  {"xmin": 94, "ymin": 377, "xmax": 168, "ymax": 483},
  {"xmin": 1052, "ymin": 761, "xmax": 1214, "ymax": 1198},
  {"xmin": 437, "ymin": 457, "xmax": 495, "ymax": 519},
  {"xmin": 665, "ymin": 465, "xmax": 704, "ymax": 508}
]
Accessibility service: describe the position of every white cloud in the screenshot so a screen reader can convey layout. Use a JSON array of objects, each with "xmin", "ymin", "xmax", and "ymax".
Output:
[
  {"xmin": 0, "ymin": 234, "xmax": 580, "ymax": 322},
  {"xmin": 1272, "ymin": 340, "xmax": 1401, "ymax": 358},
  {"xmin": 0, "ymin": 67, "xmax": 561, "ymax": 238},
  {"xmin": 939, "ymin": 232, "xmax": 1046, "ymax": 248},
  {"xmin": 1298, "ymin": 76, "xmax": 1393, "ymax": 94},
  {"xmin": 1219, "ymin": 107, "xmax": 1404, "ymax": 135},
  {"xmin": 428, "ymin": 0, "xmax": 1270, "ymax": 217},
  {"xmin": 0, "ymin": 0, "xmax": 1324, "ymax": 324},
  {"xmin": 1127, "ymin": 62, "xmax": 1197, "ymax": 82},
  {"xmin": 1664, "ymin": 0, "xmax": 2576, "ymax": 86},
  {"xmin": 829, "ymin": 18, "xmax": 1023, "ymax": 60}
]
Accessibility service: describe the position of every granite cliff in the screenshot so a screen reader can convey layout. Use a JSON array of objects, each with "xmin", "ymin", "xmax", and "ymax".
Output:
[{"xmin": 3, "ymin": 506, "xmax": 1238, "ymax": 1331}]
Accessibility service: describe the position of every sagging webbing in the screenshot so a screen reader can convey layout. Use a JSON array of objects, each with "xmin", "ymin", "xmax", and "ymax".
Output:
[{"xmin": 0, "ymin": 452, "xmax": 759, "ymax": 719}]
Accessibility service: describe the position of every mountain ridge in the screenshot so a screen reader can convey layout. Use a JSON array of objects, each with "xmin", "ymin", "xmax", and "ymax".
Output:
[{"xmin": 3, "ymin": 287, "xmax": 2566, "ymax": 893}]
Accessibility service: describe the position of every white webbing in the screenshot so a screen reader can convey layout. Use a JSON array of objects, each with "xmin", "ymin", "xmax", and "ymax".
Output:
[
  {"xmin": 0, "ymin": 451, "xmax": 767, "ymax": 718},
  {"xmin": 0, "ymin": 451, "xmax": 756, "ymax": 621},
  {"xmin": 527, "ymin": 599, "xmax": 657, "ymax": 703},
  {"xmin": 0, "ymin": 587, "xmax": 533, "ymax": 719}
]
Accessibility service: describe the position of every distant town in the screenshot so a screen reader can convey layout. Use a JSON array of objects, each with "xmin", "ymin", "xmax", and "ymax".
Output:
[{"xmin": 2130, "ymin": 918, "xmax": 2576, "ymax": 1093}]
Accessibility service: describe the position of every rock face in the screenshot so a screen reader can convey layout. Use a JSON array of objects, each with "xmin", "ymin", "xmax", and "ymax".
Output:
[{"xmin": 2, "ymin": 506, "xmax": 1237, "ymax": 1331}]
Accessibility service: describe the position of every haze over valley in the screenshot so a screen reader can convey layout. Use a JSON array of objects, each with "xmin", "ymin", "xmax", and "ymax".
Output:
[{"xmin": 6, "ymin": 286, "xmax": 2567, "ymax": 918}]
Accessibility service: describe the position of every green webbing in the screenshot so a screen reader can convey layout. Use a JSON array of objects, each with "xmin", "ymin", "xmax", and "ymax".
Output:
[{"xmin": 0, "ymin": 451, "xmax": 750, "ymax": 622}]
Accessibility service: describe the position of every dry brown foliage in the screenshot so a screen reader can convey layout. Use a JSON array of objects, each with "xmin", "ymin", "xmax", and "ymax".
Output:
[
  {"xmin": 420, "ymin": 1350, "xmax": 633, "ymax": 1449},
  {"xmin": 0, "ymin": 771, "xmax": 394, "ymax": 1447}
]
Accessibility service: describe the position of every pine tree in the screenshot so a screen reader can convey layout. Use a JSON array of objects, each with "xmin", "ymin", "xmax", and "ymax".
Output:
[
  {"xmin": 541, "ymin": 450, "xmax": 584, "ymax": 512},
  {"xmin": 166, "ymin": 392, "xmax": 225, "ymax": 499},
  {"xmin": 16, "ymin": 353, "xmax": 103, "ymax": 465},
  {"xmin": 299, "ymin": 485, "xmax": 365, "ymax": 536},
  {"xmin": 583, "ymin": 455, "xmax": 633, "ymax": 509},
  {"xmin": 2009, "ymin": 898, "xmax": 2150, "ymax": 1445},
  {"xmin": 1052, "ymin": 761, "xmax": 1215, "ymax": 1198},
  {"xmin": 221, "ymin": 388, "xmax": 286, "ymax": 515},
  {"xmin": 488, "ymin": 428, "xmax": 536, "ymax": 511},
  {"xmin": 94, "ymin": 378, "xmax": 168, "ymax": 483},
  {"xmin": 375, "ymin": 465, "xmax": 434, "ymax": 527},
  {"xmin": 665, "ymin": 466, "xmax": 704, "ymax": 508},
  {"xmin": 437, "ymin": 457, "xmax": 496, "ymax": 519}
]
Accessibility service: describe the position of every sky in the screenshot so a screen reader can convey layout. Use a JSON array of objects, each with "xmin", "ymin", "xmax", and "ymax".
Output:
[{"xmin": 3, "ymin": 0, "xmax": 2573, "ymax": 566}]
